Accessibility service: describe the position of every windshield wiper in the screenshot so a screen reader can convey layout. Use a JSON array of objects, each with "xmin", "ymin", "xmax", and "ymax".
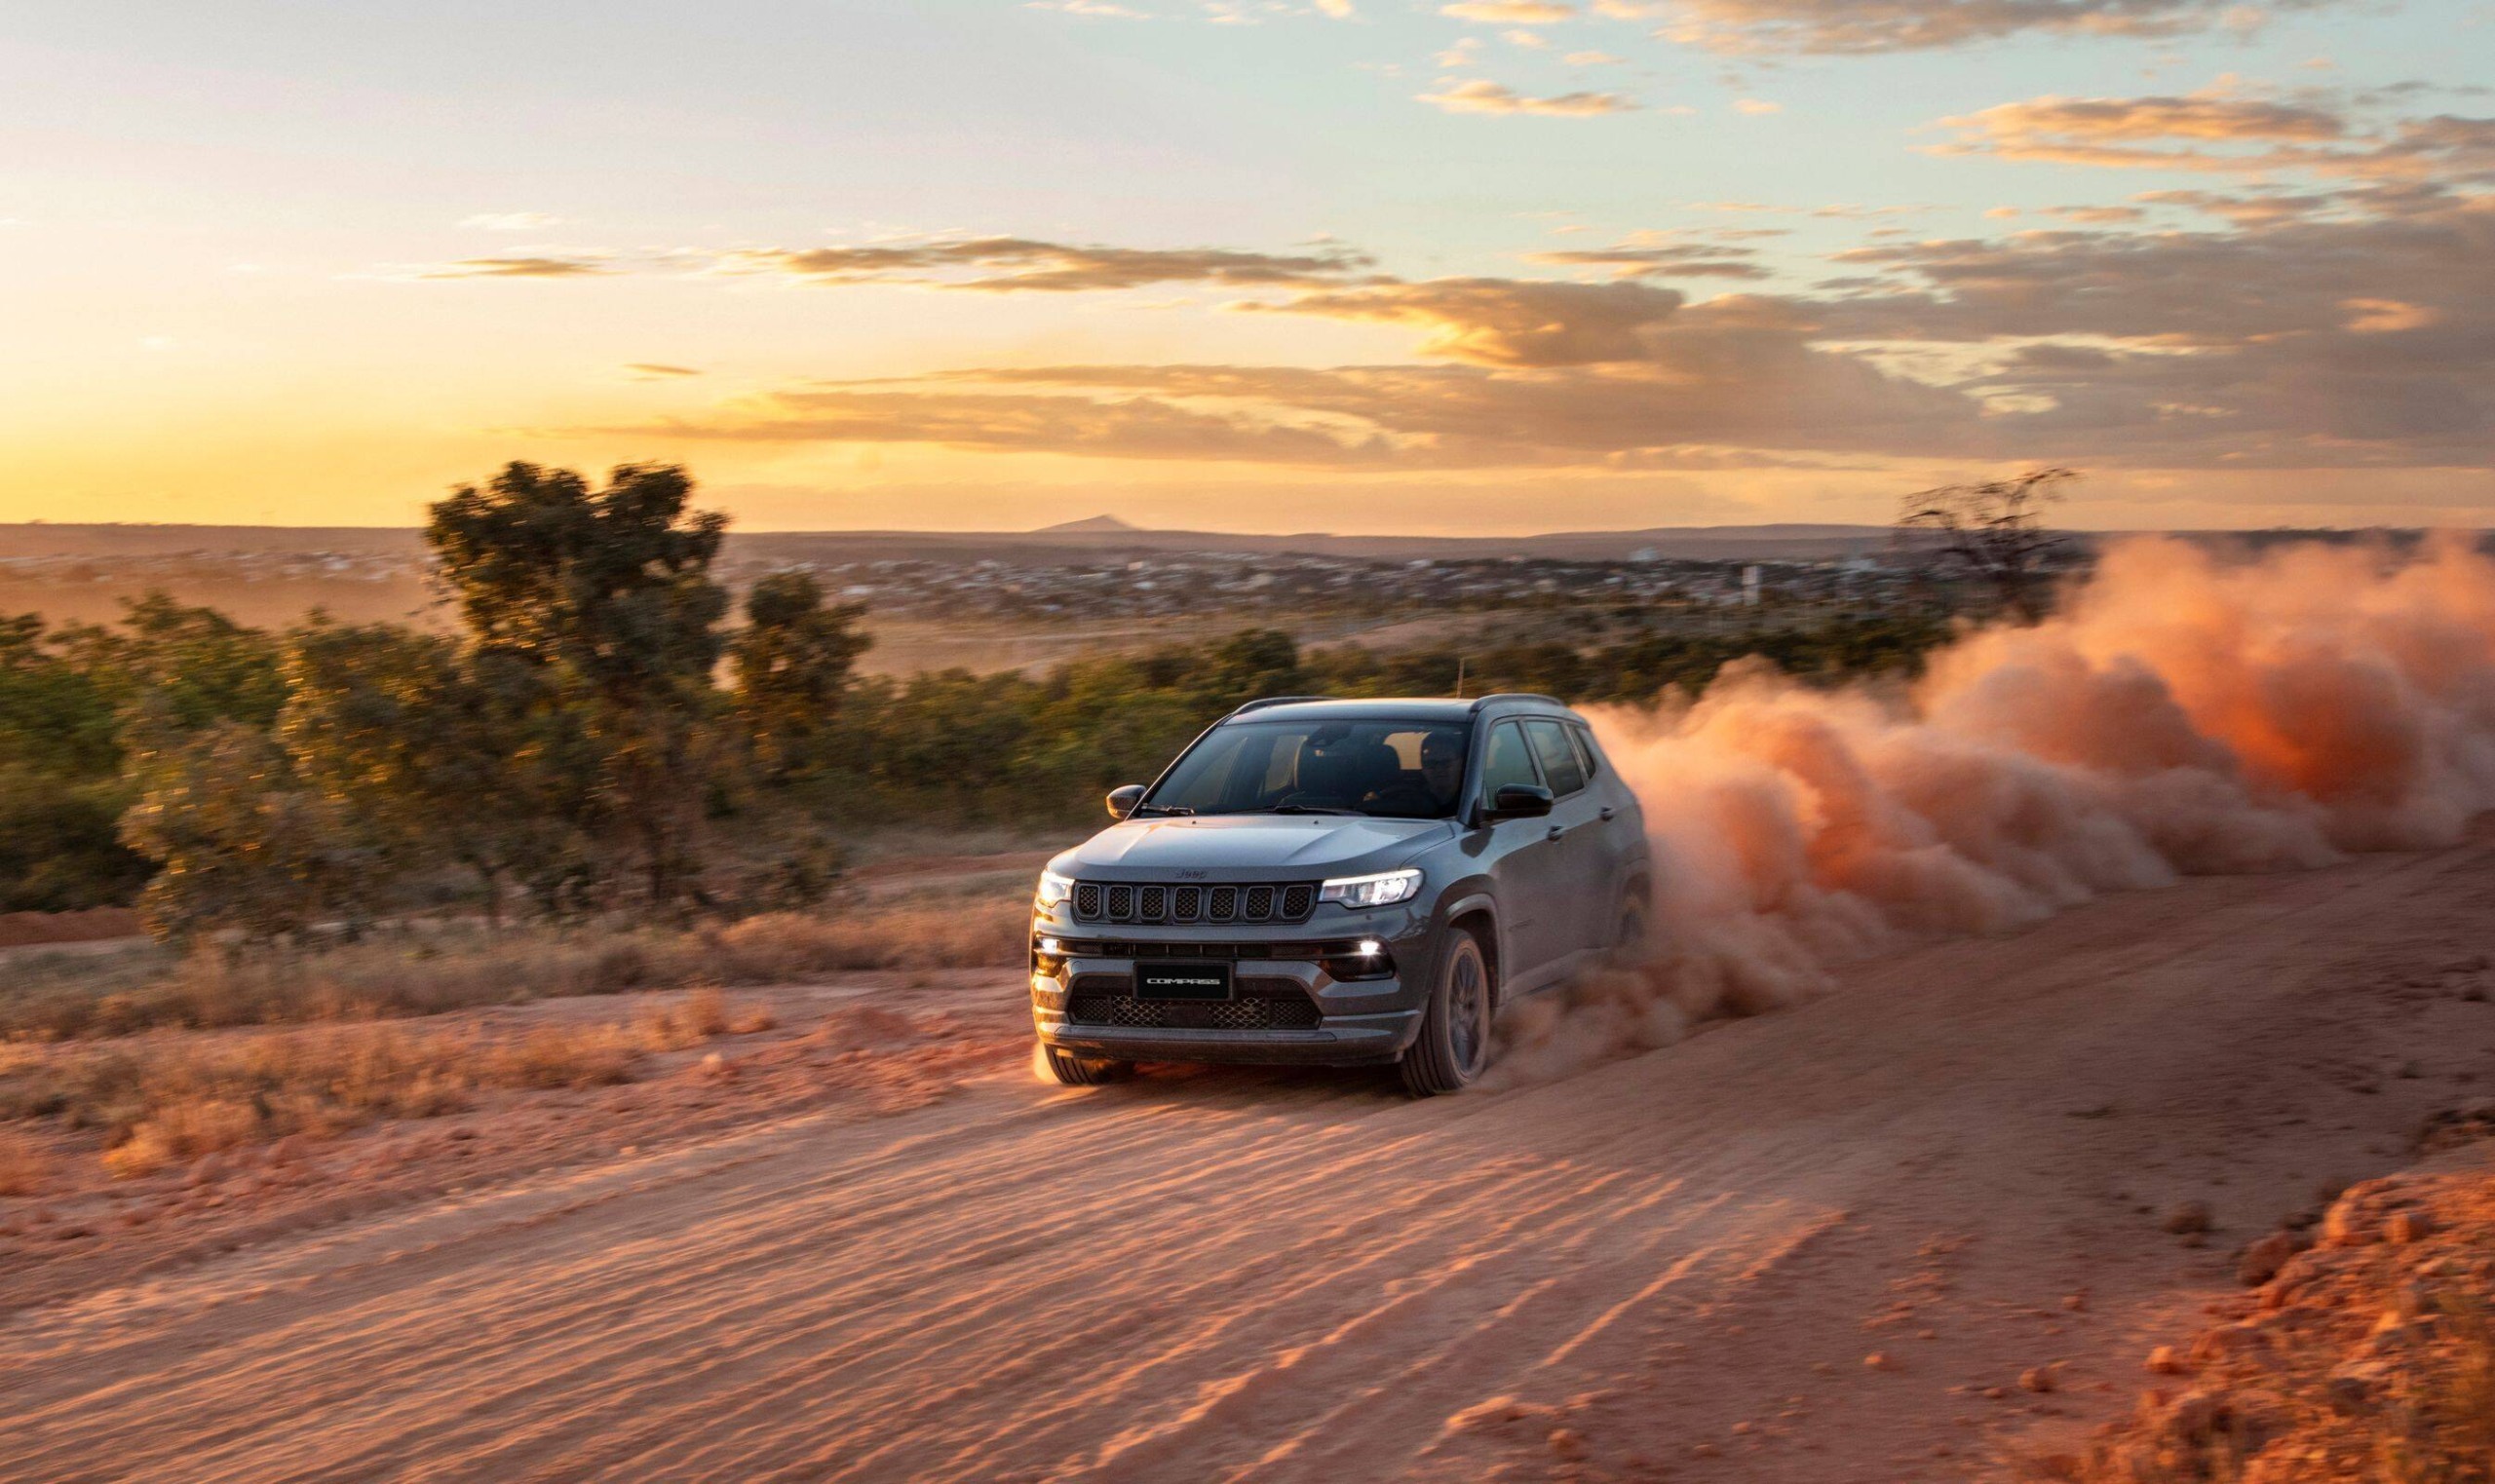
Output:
[
  {"xmin": 1255, "ymin": 804, "xmax": 1360, "ymax": 816},
  {"xmin": 1131, "ymin": 803, "xmax": 1195, "ymax": 817}
]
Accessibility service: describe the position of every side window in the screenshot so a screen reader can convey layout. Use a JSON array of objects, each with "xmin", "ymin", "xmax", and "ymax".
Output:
[
  {"xmin": 1523, "ymin": 719, "xmax": 1587, "ymax": 796},
  {"xmin": 1477, "ymin": 721, "xmax": 1541, "ymax": 797},
  {"xmin": 1567, "ymin": 722, "xmax": 1601, "ymax": 780}
]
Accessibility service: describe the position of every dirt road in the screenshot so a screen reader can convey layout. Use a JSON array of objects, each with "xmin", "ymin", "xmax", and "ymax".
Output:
[{"xmin": 7, "ymin": 836, "xmax": 2494, "ymax": 1483}]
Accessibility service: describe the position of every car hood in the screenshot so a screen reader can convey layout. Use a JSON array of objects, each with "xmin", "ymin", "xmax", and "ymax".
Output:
[{"xmin": 1052, "ymin": 815, "xmax": 1453, "ymax": 880}]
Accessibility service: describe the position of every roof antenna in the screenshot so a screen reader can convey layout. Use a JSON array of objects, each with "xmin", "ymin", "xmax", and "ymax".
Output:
[{"xmin": 1454, "ymin": 656, "xmax": 1468, "ymax": 699}]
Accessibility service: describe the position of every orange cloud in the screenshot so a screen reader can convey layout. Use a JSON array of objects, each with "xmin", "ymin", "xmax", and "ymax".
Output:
[
  {"xmin": 1657, "ymin": 0, "xmax": 2337, "ymax": 54},
  {"xmin": 723, "ymin": 237, "xmax": 1378, "ymax": 292},
  {"xmin": 1440, "ymin": 1, "xmax": 1576, "ymax": 20},
  {"xmin": 1416, "ymin": 79, "xmax": 1636, "ymax": 115},
  {"xmin": 418, "ymin": 256, "xmax": 614, "ymax": 279},
  {"xmin": 1930, "ymin": 89, "xmax": 2495, "ymax": 181}
]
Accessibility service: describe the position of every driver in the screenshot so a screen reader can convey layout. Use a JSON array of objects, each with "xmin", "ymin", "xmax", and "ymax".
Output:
[{"xmin": 1368, "ymin": 728, "xmax": 1470, "ymax": 817}]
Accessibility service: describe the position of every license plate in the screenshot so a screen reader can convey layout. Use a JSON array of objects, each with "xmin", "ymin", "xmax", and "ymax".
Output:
[{"xmin": 1135, "ymin": 961, "xmax": 1233, "ymax": 1001}]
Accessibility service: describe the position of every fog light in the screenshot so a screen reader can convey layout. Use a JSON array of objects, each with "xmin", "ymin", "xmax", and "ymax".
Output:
[
  {"xmin": 1358, "ymin": 939, "xmax": 1382, "ymax": 956},
  {"xmin": 1040, "ymin": 937, "xmax": 1062, "ymax": 955}
]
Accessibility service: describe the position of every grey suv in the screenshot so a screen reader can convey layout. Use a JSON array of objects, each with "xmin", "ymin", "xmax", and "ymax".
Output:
[{"xmin": 1028, "ymin": 695, "xmax": 1650, "ymax": 1095}]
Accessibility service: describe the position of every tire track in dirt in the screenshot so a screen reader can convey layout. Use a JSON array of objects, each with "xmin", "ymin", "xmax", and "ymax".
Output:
[{"xmin": 5, "ymin": 837, "xmax": 2492, "ymax": 1482}]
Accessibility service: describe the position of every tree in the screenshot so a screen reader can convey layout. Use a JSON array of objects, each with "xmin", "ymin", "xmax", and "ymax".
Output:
[
  {"xmin": 0, "ymin": 613, "xmax": 123, "ymax": 780},
  {"xmin": 424, "ymin": 462, "xmax": 733, "ymax": 909},
  {"xmin": 118, "ymin": 721, "xmax": 373, "ymax": 945},
  {"xmin": 730, "ymin": 572, "xmax": 872, "ymax": 780},
  {"xmin": 0, "ymin": 768, "xmax": 150, "ymax": 911},
  {"xmin": 53, "ymin": 592, "xmax": 288, "ymax": 748},
  {"xmin": 281, "ymin": 623, "xmax": 595, "ymax": 925},
  {"xmin": 1895, "ymin": 467, "xmax": 2078, "ymax": 623}
]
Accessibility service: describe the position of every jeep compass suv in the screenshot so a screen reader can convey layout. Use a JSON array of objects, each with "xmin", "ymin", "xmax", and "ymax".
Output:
[{"xmin": 1028, "ymin": 695, "xmax": 1650, "ymax": 1095}]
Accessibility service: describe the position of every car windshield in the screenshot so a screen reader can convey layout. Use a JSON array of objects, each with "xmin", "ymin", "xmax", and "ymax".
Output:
[{"xmin": 1141, "ymin": 718, "xmax": 1471, "ymax": 820}]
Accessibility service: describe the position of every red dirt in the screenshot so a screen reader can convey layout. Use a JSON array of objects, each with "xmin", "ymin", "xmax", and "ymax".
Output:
[{"xmin": 3, "ymin": 838, "xmax": 2493, "ymax": 1481}]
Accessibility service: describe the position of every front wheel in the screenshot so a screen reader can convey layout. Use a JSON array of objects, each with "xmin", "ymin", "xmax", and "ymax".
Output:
[
  {"xmin": 1041, "ymin": 1044, "xmax": 1133, "ymax": 1085},
  {"xmin": 1401, "ymin": 927, "xmax": 1493, "ymax": 1097}
]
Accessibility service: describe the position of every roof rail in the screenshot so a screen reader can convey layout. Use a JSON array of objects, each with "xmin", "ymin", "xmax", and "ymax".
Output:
[
  {"xmin": 1229, "ymin": 695, "xmax": 1337, "ymax": 715},
  {"xmin": 1468, "ymin": 692, "xmax": 1570, "ymax": 711}
]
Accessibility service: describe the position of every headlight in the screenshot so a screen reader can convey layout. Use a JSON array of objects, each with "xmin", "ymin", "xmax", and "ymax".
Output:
[
  {"xmin": 1035, "ymin": 871, "xmax": 1074, "ymax": 907},
  {"xmin": 1319, "ymin": 867, "xmax": 1422, "ymax": 910}
]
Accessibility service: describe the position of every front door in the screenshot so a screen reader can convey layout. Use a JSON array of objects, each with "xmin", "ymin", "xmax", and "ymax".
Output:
[
  {"xmin": 1521, "ymin": 717, "xmax": 1607, "ymax": 964},
  {"xmin": 1475, "ymin": 719, "xmax": 1572, "ymax": 985}
]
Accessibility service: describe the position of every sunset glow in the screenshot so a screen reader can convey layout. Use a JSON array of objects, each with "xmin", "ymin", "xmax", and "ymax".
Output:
[{"xmin": 4, "ymin": 1, "xmax": 2490, "ymax": 531}]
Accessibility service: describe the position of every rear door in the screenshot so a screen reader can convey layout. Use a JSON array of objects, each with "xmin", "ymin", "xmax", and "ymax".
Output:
[
  {"xmin": 1567, "ymin": 720, "xmax": 1644, "ymax": 940},
  {"xmin": 1521, "ymin": 717, "xmax": 1606, "ymax": 962}
]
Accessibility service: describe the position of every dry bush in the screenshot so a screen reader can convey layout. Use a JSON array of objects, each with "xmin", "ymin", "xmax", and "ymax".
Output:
[
  {"xmin": 0, "ymin": 1126, "xmax": 49, "ymax": 1198},
  {"xmin": 633, "ymin": 987, "xmax": 730, "ymax": 1051},
  {"xmin": 1, "ymin": 891, "xmax": 1026, "ymax": 1043}
]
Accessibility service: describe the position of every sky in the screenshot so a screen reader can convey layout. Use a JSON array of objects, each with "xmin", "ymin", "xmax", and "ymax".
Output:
[{"xmin": 2, "ymin": 0, "xmax": 2491, "ymax": 534}]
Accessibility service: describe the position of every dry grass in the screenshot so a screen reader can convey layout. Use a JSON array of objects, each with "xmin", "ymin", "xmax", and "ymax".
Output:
[
  {"xmin": 0, "ymin": 988, "xmax": 775, "ymax": 1180},
  {"xmin": 0, "ymin": 892, "xmax": 1026, "ymax": 1042},
  {"xmin": 0, "ymin": 1125, "xmax": 49, "ymax": 1197}
]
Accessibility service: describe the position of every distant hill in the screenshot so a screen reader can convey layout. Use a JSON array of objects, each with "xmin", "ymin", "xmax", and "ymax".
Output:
[{"xmin": 1034, "ymin": 514, "xmax": 1140, "ymax": 534}]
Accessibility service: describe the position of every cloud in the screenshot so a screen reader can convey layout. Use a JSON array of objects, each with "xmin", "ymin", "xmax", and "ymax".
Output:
[
  {"xmin": 1314, "ymin": 0, "xmax": 1357, "ymax": 14},
  {"xmin": 1564, "ymin": 49, "xmax": 1626, "ymax": 61},
  {"xmin": 1028, "ymin": 0, "xmax": 1150, "ymax": 17},
  {"xmin": 1524, "ymin": 240, "xmax": 1772, "ymax": 278},
  {"xmin": 626, "ymin": 363, "xmax": 704, "ymax": 378},
  {"xmin": 618, "ymin": 305, "xmax": 1978, "ymax": 469},
  {"xmin": 460, "ymin": 211, "xmax": 563, "ymax": 231},
  {"xmin": 1652, "ymin": 0, "xmax": 2342, "ymax": 54},
  {"xmin": 1733, "ymin": 98, "xmax": 1784, "ymax": 114},
  {"xmin": 1417, "ymin": 78, "xmax": 1637, "ymax": 114},
  {"xmin": 1930, "ymin": 88, "xmax": 2495, "ymax": 180},
  {"xmin": 1440, "ymin": 1, "xmax": 1577, "ymax": 19},
  {"xmin": 418, "ymin": 256, "xmax": 614, "ymax": 279},
  {"xmin": 521, "ymin": 83, "xmax": 2494, "ymax": 481},
  {"xmin": 1932, "ymin": 89, "xmax": 2347, "ymax": 168},
  {"xmin": 598, "ymin": 179, "xmax": 2495, "ymax": 476},
  {"xmin": 723, "ymin": 236, "xmax": 1379, "ymax": 291},
  {"xmin": 1811, "ymin": 188, "xmax": 2495, "ymax": 466},
  {"xmin": 620, "ymin": 389, "xmax": 1410, "ymax": 466},
  {"xmin": 1248, "ymin": 278, "xmax": 1688, "ymax": 362}
]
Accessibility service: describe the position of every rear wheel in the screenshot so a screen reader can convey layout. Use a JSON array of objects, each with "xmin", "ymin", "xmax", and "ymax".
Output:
[
  {"xmin": 1041, "ymin": 1045, "xmax": 1133, "ymax": 1085},
  {"xmin": 1611, "ymin": 894, "xmax": 1652, "ymax": 965},
  {"xmin": 1401, "ymin": 927, "xmax": 1493, "ymax": 1097}
]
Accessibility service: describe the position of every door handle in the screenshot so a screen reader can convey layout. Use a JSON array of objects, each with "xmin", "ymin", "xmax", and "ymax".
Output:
[
  {"xmin": 1547, "ymin": 824, "xmax": 1565, "ymax": 841},
  {"xmin": 1598, "ymin": 807, "xmax": 1616, "ymax": 821}
]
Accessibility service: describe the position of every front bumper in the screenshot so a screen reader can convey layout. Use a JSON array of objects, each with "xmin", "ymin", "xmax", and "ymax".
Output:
[{"xmin": 1027, "ymin": 903, "xmax": 1435, "ymax": 1067}]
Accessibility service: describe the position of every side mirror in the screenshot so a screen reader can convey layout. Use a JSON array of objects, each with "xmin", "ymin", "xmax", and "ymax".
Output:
[
  {"xmin": 1485, "ymin": 783, "xmax": 1555, "ymax": 822},
  {"xmin": 1106, "ymin": 783, "xmax": 1147, "ymax": 820}
]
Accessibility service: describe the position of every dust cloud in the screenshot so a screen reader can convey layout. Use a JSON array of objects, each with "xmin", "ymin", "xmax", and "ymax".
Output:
[{"xmin": 1488, "ymin": 535, "xmax": 2495, "ymax": 1084}]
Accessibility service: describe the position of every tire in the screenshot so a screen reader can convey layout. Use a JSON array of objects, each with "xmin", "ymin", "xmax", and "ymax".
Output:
[
  {"xmin": 1041, "ymin": 1044, "xmax": 1132, "ymax": 1085},
  {"xmin": 1401, "ymin": 926, "xmax": 1493, "ymax": 1097}
]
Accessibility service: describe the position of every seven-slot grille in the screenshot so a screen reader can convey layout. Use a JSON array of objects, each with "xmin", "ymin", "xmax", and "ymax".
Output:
[
  {"xmin": 1065, "ymin": 974, "xmax": 1323, "ymax": 1032},
  {"xmin": 1070, "ymin": 880, "xmax": 1316, "ymax": 925}
]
